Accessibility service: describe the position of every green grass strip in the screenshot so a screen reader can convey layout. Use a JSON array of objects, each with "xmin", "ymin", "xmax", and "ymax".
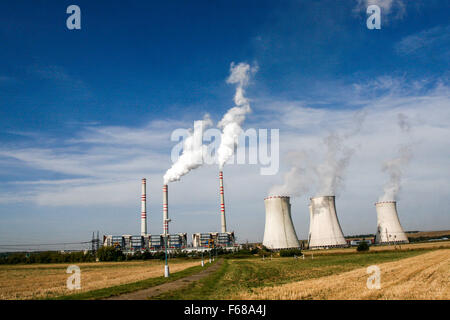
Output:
[
  {"xmin": 151, "ymin": 259, "xmax": 229, "ymax": 300},
  {"xmin": 49, "ymin": 261, "xmax": 216, "ymax": 300}
]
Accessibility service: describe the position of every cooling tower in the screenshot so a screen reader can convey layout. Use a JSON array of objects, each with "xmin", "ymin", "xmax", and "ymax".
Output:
[
  {"xmin": 375, "ymin": 201, "xmax": 409, "ymax": 244},
  {"xmin": 141, "ymin": 178, "xmax": 147, "ymax": 236},
  {"xmin": 219, "ymin": 171, "xmax": 227, "ymax": 233},
  {"xmin": 308, "ymin": 196, "xmax": 347, "ymax": 249},
  {"xmin": 263, "ymin": 196, "xmax": 300, "ymax": 250}
]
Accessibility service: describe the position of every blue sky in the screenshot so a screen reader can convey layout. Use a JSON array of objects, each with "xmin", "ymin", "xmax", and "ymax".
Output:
[{"xmin": 0, "ymin": 0, "xmax": 449, "ymax": 246}]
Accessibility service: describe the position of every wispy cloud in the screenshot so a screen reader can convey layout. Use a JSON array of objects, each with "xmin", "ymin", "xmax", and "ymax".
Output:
[
  {"xmin": 0, "ymin": 76, "xmax": 449, "ymax": 237},
  {"xmin": 26, "ymin": 64, "xmax": 91, "ymax": 98},
  {"xmin": 354, "ymin": 0, "xmax": 407, "ymax": 21},
  {"xmin": 0, "ymin": 119, "xmax": 185, "ymax": 206},
  {"xmin": 395, "ymin": 25, "xmax": 450, "ymax": 57}
]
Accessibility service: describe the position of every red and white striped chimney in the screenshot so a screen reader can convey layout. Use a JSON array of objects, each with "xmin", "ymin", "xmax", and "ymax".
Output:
[
  {"xmin": 163, "ymin": 184, "xmax": 169, "ymax": 236},
  {"xmin": 219, "ymin": 171, "xmax": 227, "ymax": 233},
  {"xmin": 141, "ymin": 178, "xmax": 147, "ymax": 236}
]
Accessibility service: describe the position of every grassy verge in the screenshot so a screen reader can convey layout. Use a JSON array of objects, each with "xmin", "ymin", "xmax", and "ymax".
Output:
[
  {"xmin": 152, "ymin": 249, "xmax": 430, "ymax": 300},
  {"xmin": 50, "ymin": 261, "xmax": 216, "ymax": 300},
  {"xmin": 152, "ymin": 259, "xmax": 230, "ymax": 300}
]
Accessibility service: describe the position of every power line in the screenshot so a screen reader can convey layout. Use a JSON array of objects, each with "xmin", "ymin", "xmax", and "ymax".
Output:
[{"xmin": 0, "ymin": 241, "xmax": 91, "ymax": 247}]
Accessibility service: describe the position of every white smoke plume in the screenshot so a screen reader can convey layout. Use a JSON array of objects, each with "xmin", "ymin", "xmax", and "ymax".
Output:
[
  {"xmin": 163, "ymin": 114, "xmax": 212, "ymax": 184},
  {"xmin": 217, "ymin": 62, "xmax": 257, "ymax": 169},
  {"xmin": 315, "ymin": 133, "xmax": 355, "ymax": 196},
  {"xmin": 269, "ymin": 151, "xmax": 314, "ymax": 197},
  {"xmin": 315, "ymin": 111, "xmax": 366, "ymax": 196},
  {"xmin": 379, "ymin": 113, "xmax": 413, "ymax": 201},
  {"xmin": 268, "ymin": 111, "xmax": 365, "ymax": 198}
]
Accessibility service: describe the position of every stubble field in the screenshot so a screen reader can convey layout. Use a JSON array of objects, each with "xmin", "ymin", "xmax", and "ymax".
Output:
[
  {"xmin": 1, "ymin": 241, "xmax": 449, "ymax": 300},
  {"xmin": 0, "ymin": 259, "xmax": 200, "ymax": 299},
  {"xmin": 238, "ymin": 249, "xmax": 449, "ymax": 300},
  {"xmin": 152, "ymin": 246, "xmax": 449, "ymax": 300}
]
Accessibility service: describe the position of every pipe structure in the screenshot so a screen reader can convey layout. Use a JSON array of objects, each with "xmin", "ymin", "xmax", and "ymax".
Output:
[
  {"xmin": 162, "ymin": 184, "xmax": 169, "ymax": 235},
  {"xmin": 263, "ymin": 196, "xmax": 300, "ymax": 250},
  {"xmin": 375, "ymin": 201, "xmax": 409, "ymax": 244},
  {"xmin": 308, "ymin": 196, "xmax": 347, "ymax": 249},
  {"xmin": 141, "ymin": 178, "xmax": 147, "ymax": 236},
  {"xmin": 162, "ymin": 184, "xmax": 170, "ymax": 277},
  {"xmin": 307, "ymin": 203, "xmax": 313, "ymax": 247},
  {"xmin": 219, "ymin": 171, "xmax": 227, "ymax": 233}
]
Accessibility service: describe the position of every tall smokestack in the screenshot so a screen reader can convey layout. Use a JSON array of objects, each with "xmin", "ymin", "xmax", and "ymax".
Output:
[
  {"xmin": 219, "ymin": 171, "xmax": 227, "ymax": 233},
  {"xmin": 375, "ymin": 201, "xmax": 409, "ymax": 244},
  {"xmin": 163, "ymin": 184, "xmax": 169, "ymax": 236},
  {"xmin": 141, "ymin": 178, "xmax": 147, "ymax": 236}
]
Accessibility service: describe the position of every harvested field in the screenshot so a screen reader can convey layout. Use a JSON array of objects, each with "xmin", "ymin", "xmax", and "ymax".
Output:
[
  {"xmin": 406, "ymin": 230, "xmax": 450, "ymax": 239},
  {"xmin": 239, "ymin": 249, "xmax": 450, "ymax": 300},
  {"xmin": 0, "ymin": 259, "xmax": 200, "ymax": 300},
  {"xmin": 153, "ymin": 250, "xmax": 428, "ymax": 300},
  {"xmin": 301, "ymin": 240, "xmax": 450, "ymax": 256}
]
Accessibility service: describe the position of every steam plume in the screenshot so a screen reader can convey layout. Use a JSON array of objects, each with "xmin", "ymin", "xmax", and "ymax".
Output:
[
  {"xmin": 315, "ymin": 111, "xmax": 365, "ymax": 196},
  {"xmin": 163, "ymin": 114, "xmax": 212, "ymax": 184},
  {"xmin": 316, "ymin": 133, "xmax": 355, "ymax": 196},
  {"xmin": 269, "ymin": 151, "xmax": 314, "ymax": 197},
  {"xmin": 217, "ymin": 62, "xmax": 257, "ymax": 169},
  {"xmin": 379, "ymin": 113, "xmax": 413, "ymax": 201},
  {"xmin": 269, "ymin": 111, "xmax": 365, "ymax": 198}
]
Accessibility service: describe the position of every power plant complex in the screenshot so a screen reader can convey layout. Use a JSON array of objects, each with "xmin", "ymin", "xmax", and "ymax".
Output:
[
  {"xmin": 104, "ymin": 173, "xmax": 237, "ymax": 253},
  {"xmin": 104, "ymin": 174, "xmax": 409, "ymax": 253}
]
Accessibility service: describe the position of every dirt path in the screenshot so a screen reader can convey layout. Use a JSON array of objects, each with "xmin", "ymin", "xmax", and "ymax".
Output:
[
  {"xmin": 105, "ymin": 260, "xmax": 223, "ymax": 300},
  {"xmin": 239, "ymin": 249, "xmax": 449, "ymax": 300}
]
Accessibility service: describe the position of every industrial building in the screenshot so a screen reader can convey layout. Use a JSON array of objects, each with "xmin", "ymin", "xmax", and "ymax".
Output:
[
  {"xmin": 374, "ymin": 201, "xmax": 409, "ymax": 244},
  {"xmin": 347, "ymin": 239, "xmax": 373, "ymax": 246},
  {"xmin": 308, "ymin": 196, "xmax": 348, "ymax": 249},
  {"xmin": 191, "ymin": 171, "xmax": 236, "ymax": 250},
  {"xmin": 192, "ymin": 232, "xmax": 235, "ymax": 248},
  {"xmin": 103, "ymin": 233, "xmax": 187, "ymax": 252},
  {"xmin": 262, "ymin": 196, "xmax": 301, "ymax": 250},
  {"xmin": 103, "ymin": 174, "xmax": 236, "ymax": 253}
]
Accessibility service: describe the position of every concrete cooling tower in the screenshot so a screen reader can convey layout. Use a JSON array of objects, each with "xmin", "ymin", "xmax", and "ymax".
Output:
[
  {"xmin": 308, "ymin": 196, "xmax": 347, "ymax": 249},
  {"xmin": 263, "ymin": 196, "xmax": 300, "ymax": 250},
  {"xmin": 375, "ymin": 201, "xmax": 409, "ymax": 244}
]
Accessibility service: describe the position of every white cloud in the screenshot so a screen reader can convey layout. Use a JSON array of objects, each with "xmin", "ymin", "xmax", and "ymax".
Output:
[
  {"xmin": 0, "ymin": 120, "xmax": 185, "ymax": 206},
  {"xmin": 0, "ymin": 76, "xmax": 449, "ymax": 239},
  {"xmin": 354, "ymin": 0, "xmax": 406, "ymax": 21},
  {"xmin": 395, "ymin": 25, "xmax": 450, "ymax": 57}
]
